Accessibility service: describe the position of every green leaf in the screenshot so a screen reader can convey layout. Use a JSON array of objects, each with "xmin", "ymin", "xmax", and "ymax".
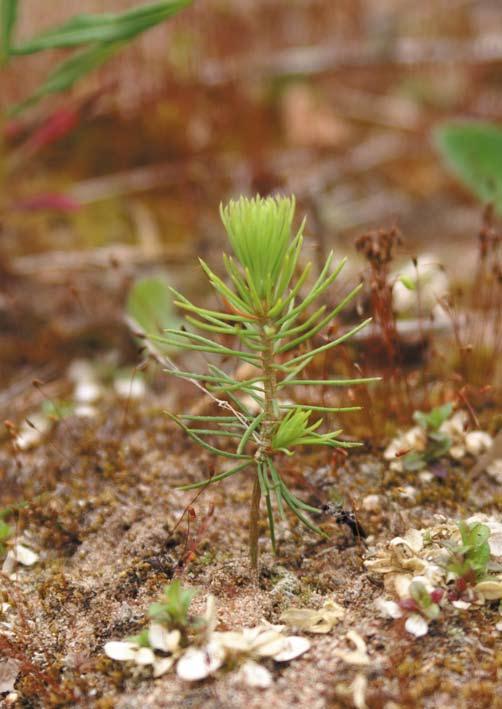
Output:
[
  {"xmin": 403, "ymin": 451, "xmax": 426, "ymax": 472},
  {"xmin": 10, "ymin": 1, "xmax": 192, "ymax": 114},
  {"xmin": 426, "ymin": 431, "xmax": 451, "ymax": 459},
  {"xmin": 0, "ymin": 519, "xmax": 12, "ymax": 542},
  {"xmin": 12, "ymin": 1, "xmax": 192, "ymax": 54},
  {"xmin": 11, "ymin": 41, "xmax": 124, "ymax": 115},
  {"xmin": 459, "ymin": 521, "xmax": 490, "ymax": 549},
  {"xmin": 448, "ymin": 521, "xmax": 492, "ymax": 581},
  {"xmin": 272, "ymin": 408, "xmax": 322, "ymax": 454},
  {"xmin": 399, "ymin": 274, "xmax": 416, "ymax": 291},
  {"xmin": 278, "ymin": 284, "xmax": 364, "ymax": 353},
  {"xmin": 126, "ymin": 276, "xmax": 181, "ymax": 353},
  {"xmin": 1, "ymin": 0, "xmax": 18, "ymax": 64},
  {"xmin": 0, "ymin": 519, "xmax": 12, "ymax": 557},
  {"xmin": 41, "ymin": 399, "xmax": 75, "ymax": 420},
  {"xmin": 148, "ymin": 580, "xmax": 196, "ymax": 627},
  {"xmin": 413, "ymin": 403, "xmax": 452, "ymax": 432},
  {"xmin": 410, "ymin": 580, "xmax": 431, "ymax": 606},
  {"xmin": 435, "ymin": 121, "xmax": 502, "ymax": 213},
  {"xmin": 127, "ymin": 628, "xmax": 150, "ymax": 647}
]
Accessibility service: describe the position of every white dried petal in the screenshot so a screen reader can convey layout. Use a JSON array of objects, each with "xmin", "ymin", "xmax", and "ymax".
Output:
[
  {"xmin": 390, "ymin": 529, "xmax": 423, "ymax": 554},
  {"xmin": 489, "ymin": 534, "xmax": 502, "ymax": 558},
  {"xmin": 487, "ymin": 459, "xmax": 502, "ymax": 484},
  {"xmin": 260, "ymin": 621, "xmax": 286, "ymax": 633},
  {"xmin": 204, "ymin": 594, "xmax": 217, "ymax": 635},
  {"xmin": 238, "ymin": 660, "xmax": 272, "ymax": 689},
  {"xmin": 403, "ymin": 426, "xmax": 427, "ymax": 451},
  {"xmin": 148, "ymin": 625, "xmax": 180, "ymax": 653},
  {"xmin": 418, "ymin": 470, "xmax": 434, "ymax": 483},
  {"xmin": 13, "ymin": 544, "xmax": 39, "ymax": 566},
  {"xmin": 104, "ymin": 641, "xmax": 139, "ymax": 661},
  {"xmin": 399, "ymin": 485, "xmax": 417, "ymax": 500},
  {"xmin": 74, "ymin": 381, "xmax": 102, "ymax": 404},
  {"xmin": 135, "ymin": 647, "xmax": 155, "ymax": 666},
  {"xmin": 214, "ymin": 631, "xmax": 252, "ymax": 653},
  {"xmin": 404, "ymin": 614, "xmax": 428, "ymax": 637},
  {"xmin": 351, "ymin": 673, "xmax": 368, "ymax": 709},
  {"xmin": 449, "ymin": 445, "xmax": 466, "ymax": 460},
  {"xmin": 393, "ymin": 257, "xmax": 449, "ymax": 313},
  {"xmin": 15, "ymin": 413, "xmax": 51, "ymax": 450},
  {"xmin": 1, "ymin": 552, "xmax": 16, "ymax": 576},
  {"xmin": 74, "ymin": 404, "xmax": 97, "ymax": 418},
  {"xmin": 363, "ymin": 557, "xmax": 395, "ymax": 574},
  {"xmin": 393, "ymin": 574, "xmax": 413, "ymax": 599},
  {"xmin": 410, "ymin": 575, "xmax": 435, "ymax": 593},
  {"xmin": 251, "ymin": 630, "xmax": 286, "ymax": 658},
  {"xmin": 0, "ymin": 660, "xmax": 20, "ymax": 694},
  {"xmin": 68, "ymin": 359, "xmax": 95, "ymax": 383},
  {"xmin": 383, "ymin": 440, "xmax": 400, "ymax": 461},
  {"xmin": 423, "ymin": 564, "xmax": 445, "ymax": 586},
  {"xmin": 362, "ymin": 495, "xmax": 380, "ymax": 512},
  {"xmin": 15, "ymin": 429, "xmax": 42, "ymax": 450},
  {"xmin": 153, "ymin": 656, "xmax": 175, "ymax": 678},
  {"xmin": 465, "ymin": 431, "xmax": 492, "ymax": 456},
  {"xmin": 241, "ymin": 627, "xmax": 263, "ymax": 643},
  {"xmin": 273, "ymin": 635, "xmax": 310, "ymax": 662},
  {"xmin": 114, "ymin": 377, "xmax": 146, "ymax": 400},
  {"xmin": 322, "ymin": 598, "xmax": 346, "ymax": 619},
  {"xmin": 176, "ymin": 643, "xmax": 224, "ymax": 681},
  {"xmin": 474, "ymin": 581, "xmax": 502, "ymax": 601},
  {"xmin": 375, "ymin": 597, "xmax": 403, "ymax": 619},
  {"xmin": 384, "ymin": 427, "xmax": 426, "ymax": 461},
  {"xmin": 334, "ymin": 631, "xmax": 370, "ymax": 666},
  {"xmin": 452, "ymin": 600, "xmax": 471, "ymax": 610},
  {"xmin": 440, "ymin": 411, "xmax": 467, "ymax": 438}
]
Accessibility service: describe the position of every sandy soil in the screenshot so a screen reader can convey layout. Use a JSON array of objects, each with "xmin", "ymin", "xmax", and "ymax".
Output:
[{"xmin": 1, "ymin": 387, "xmax": 500, "ymax": 708}]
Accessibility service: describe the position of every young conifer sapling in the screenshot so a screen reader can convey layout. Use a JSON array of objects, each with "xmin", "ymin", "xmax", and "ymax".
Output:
[{"xmin": 150, "ymin": 195, "xmax": 376, "ymax": 567}]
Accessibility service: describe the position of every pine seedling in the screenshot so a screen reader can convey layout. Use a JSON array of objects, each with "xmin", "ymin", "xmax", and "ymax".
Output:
[{"xmin": 150, "ymin": 195, "xmax": 376, "ymax": 567}]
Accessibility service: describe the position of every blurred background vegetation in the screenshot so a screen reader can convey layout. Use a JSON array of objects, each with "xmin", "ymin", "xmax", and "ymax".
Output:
[{"xmin": 1, "ymin": 0, "xmax": 501, "ymax": 414}]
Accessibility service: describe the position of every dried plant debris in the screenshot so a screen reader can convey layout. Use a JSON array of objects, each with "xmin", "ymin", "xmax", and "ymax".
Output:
[
  {"xmin": 0, "ymin": 659, "xmax": 20, "ymax": 695},
  {"xmin": 333, "ymin": 631, "xmax": 371, "ymax": 666},
  {"xmin": 384, "ymin": 407, "xmax": 493, "ymax": 473},
  {"xmin": 105, "ymin": 582, "xmax": 310, "ymax": 687},
  {"xmin": 279, "ymin": 598, "xmax": 345, "ymax": 633},
  {"xmin": 14, "ymin": 413, "xmax": 52, "ymax": 450},
  {"xmin": 366, "ymin": 516, "xmax": 502, "ymax": 637},
  {"xmin": 335, "ymin": 672, "xmax": 368, "ymax": 709}
]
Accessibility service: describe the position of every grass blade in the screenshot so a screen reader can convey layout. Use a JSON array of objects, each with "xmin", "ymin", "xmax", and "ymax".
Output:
[
  {"xmin": 13, "ymin": 1, "xmax": 192, "ymax": 54},
  {"xmin": 1, "ymin": 0, "xmax": 18, "ymax": 63},
  {"xmin": 11, "ymin": 41, "xmax": 124, "ymax": 114}
]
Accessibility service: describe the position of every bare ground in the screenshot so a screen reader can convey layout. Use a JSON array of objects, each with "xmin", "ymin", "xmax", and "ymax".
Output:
[{"xmin": 1, "ymin": 389, "xmax": 500, "ymax": 708}]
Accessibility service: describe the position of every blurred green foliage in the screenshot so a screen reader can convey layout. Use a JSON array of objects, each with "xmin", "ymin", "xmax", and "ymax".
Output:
[
  {"xmin": 2, "ymin": 0, "xmax": 192, "ymax": 113},
  {"xmin": 126, "ymin": 276, "xmax": 181, "ymax": 354},
  {"xmin": 435, "ymin": 121, "xmax": 502, "ymax": 214}
]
